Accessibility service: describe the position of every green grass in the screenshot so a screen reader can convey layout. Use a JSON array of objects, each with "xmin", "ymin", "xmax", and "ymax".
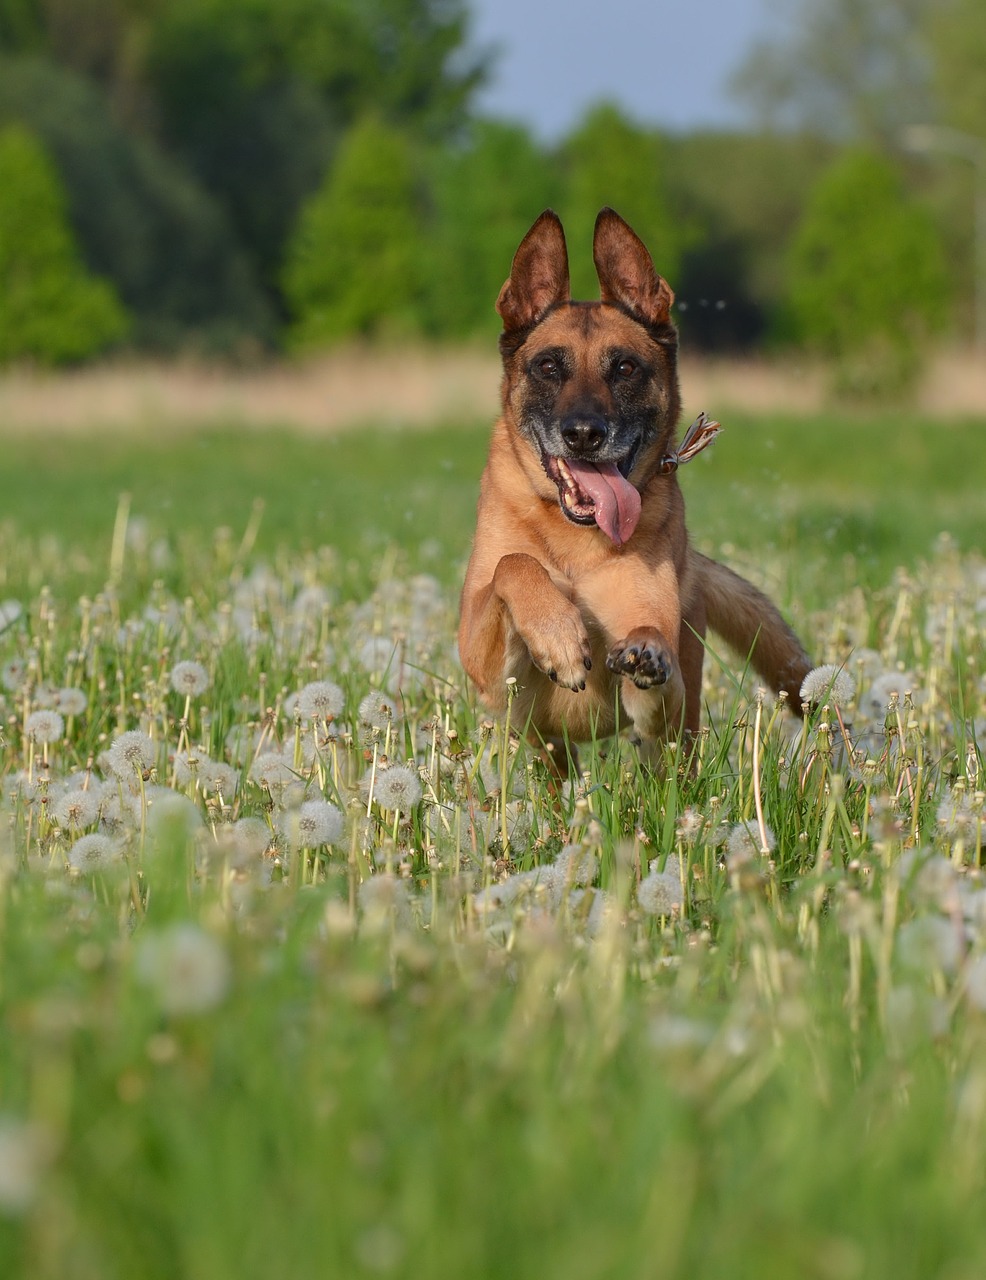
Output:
[
  {"xmin": 0, "ymin": 408, "xmax": 984, "ymax": 1278},
  {"xmin": 0, "ymin": 410, "xmax": 981, "ymax": 602}
]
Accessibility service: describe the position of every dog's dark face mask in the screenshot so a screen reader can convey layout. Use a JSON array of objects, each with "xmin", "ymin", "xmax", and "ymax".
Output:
[{"xmin": 496, "ymin": 209, "xmax": 681, "ymax": 547}]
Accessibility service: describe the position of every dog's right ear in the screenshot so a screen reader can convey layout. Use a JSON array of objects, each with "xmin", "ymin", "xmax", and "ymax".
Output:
[{"xmin": 496, "ymin": 210, "xmax": 570, "ymax": 335}]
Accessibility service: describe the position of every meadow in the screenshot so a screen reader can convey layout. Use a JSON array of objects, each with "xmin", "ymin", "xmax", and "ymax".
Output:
[{"xmin": 0, "ymin": 398, "xmax": 984, "ymax": 1279}]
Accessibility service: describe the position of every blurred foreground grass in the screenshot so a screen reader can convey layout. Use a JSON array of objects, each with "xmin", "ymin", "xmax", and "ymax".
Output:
[{"xmin": 0, "ymin": 408, "xmax": 983, "ymax": 1278}]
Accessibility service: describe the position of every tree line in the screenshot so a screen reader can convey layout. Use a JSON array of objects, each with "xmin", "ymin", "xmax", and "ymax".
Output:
[{"xmin": 0, "ymin": 0, "xmax": 981, "ymax": 393}]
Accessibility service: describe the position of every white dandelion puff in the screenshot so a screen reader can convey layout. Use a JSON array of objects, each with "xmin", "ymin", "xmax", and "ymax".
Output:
[
  {"xmin": 373, "ymin": 764, "xmax": 423, "ymax": 812},
  {"xmin": 357, "ymin": 874, "xmax": 414, "ymax": 929},
  {"xmin": 145, "ymin": 789, "xmax": 203, "ymax": 843},
  {"xmin": 676, "ymin": 807, "xmax": 704, "ymax": 842},
  {"xmin": 249, "ymin": 749, "xmax": 295, "ymax": 790},
  {"xmin": 169, "ymin": 660, "xmax": 210, "ymax": 697},
  {"xmin": 198, "ymin": 761, "xmax": 240, "ymax": 798},
  {"xmin": 1, "ymin": 659, "xmax": 27, "ymax": 693},
  {"xmin": 107, "ymin": 730, "xmax": 156, "ymax": 779},
  {"xmin": 0, "ymin": 1117, "xmax": 54, "ymax": 1215},
  {"xmin": 936, "ymin": 789, "xmax": 984, "ymax": 841},
  {"xmin": 860, "ymin": 671, "xmax": 915, "ymax": 723},
  {"xmin": 552, "ymin": 843, "xmax": 597, "ymax": 889},
  {"xmin": 171, "ymin": 748, "xmax": 210, "ymax": 786},
  {"xmin": 296, "ymin": 680, "xmax": 345, "ymax": 722},
  {"xmin": 67, "ymin": 833, "xmax": 120, "ymax": 873},
  {"xmin": 472, "ymin": 867, "xmax": 554, "ymax": 915},
  {"xmin": 0, "ymin": 600, "xmax": 22, "ymax": 632},
  {"xmin": 800, "ymin": 664, "xmax": 855, "ymax": 707},
  {"xmin": 56, "ymin": 687, "xmax": 88, "ymax": 717},
  {"xmin": 897, "ymin": 916, "xmax": 962, "ymax": 975},
  {"xmin": 134, "ymin": 923, "xmax": 232, "ymax": 1016},
  {"xmin": 226, "ymin": 817, "xmax": 272, "ymax": 860},
  {"xmin": 53, "ymin": 789, "xmax": 101, "ymax": 830},
  {"xmin": 726, "ymin": 820, "xmax": 776, "ymax": 865},
  {"xmin": 358, "ymin": 690, "xmax": 399, "ymax": 730},
  {"xmin": 277, "ymin": 799, "xmax": 345, "ymax": 849},
  {"xmin": 635, "ymin": 865, "xmax": 681, "ymax": 916},
  {"xmin": 25, "ymin": 709, "xmax": 64, "ymax": 745},
  {"xmin": 964, "ymin": 955, "xmax": 986, "ymax": 1012}
]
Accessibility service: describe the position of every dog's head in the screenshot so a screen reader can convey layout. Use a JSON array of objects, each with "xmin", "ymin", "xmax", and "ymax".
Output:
[{"xmin": 496, "ymin": 208, "xmax": 681, "ymax": 547}]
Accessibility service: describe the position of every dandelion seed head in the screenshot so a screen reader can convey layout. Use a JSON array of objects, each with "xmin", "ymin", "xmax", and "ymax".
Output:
[
  {"xmin": 56, "ymin": 687, "xmax": 88, "ymax": 716},
  {"xmin": 676, "ymin": 807, "xmax": 704, "ymax": 841},
  {"xmin": 296, "ymin": 680, "xmax": 345, "ymax": 722},
  {"xmin": 637, "ymin": 862, "xmax": 684, "ymax": 916},
  {"xmin": 249, "ymin": 750, "xmax": 294, "ymax": 790},
  {"xmin": 172, "ymin": 749, "xmax": 210, "ymax": 787},
  {"xmin": 358, "ymin": 690, "xmax": 399, "ymax": 730},
  {"xmin": 726, "ymin": 820, "xmax": 776, "ymax": 865},
  {"xmin": 67, "ymin": 833, "xmax": 119, "ymax": 873},
  {"xmin": 552, "ymin": 843, "xmax": 597, "ymax": 888},
  {"xmin": 472, "ymin": 867, "xmax": 554, "ymax": 915},
  {"xmin": 860, "ymin": 671, "xmax": 916, "ymax": 722},
  {"xmin": 169, "ymin": 660, "xmax": 210, "ymax": 697},
  {"xmin": 1, "ymin": 659, "xmax": 27, "ymax": 693},
  {"xmin": 897, "ymin": 915, "xmax": 962, "ymax": 975},
  {"xmin": 25, "ymin": 709, "xmax": 64, "ymax": 745},
  {"xmin": 278, "ymin": 799, "xmax": 344, "ymax": 849},
  {"xmin": 964, "ymin": 955, "xmax": 986, "ymax": 1012},
  {"xmin": 358, "ymin": 635, "xmax": 402, "ymax": 678},
  {"xmin": 53, "ymin": 789, "xmax": 100, "ymax": 830},
  {"xmin": 134, "ymin": 923, "xmax": 231, "ymax": 1016},
  {"xmin": 32, "ymin": 683, "xmax": 58, "ymax": 709},
  {"xmin": 800, "ymin": 664, "xmax": 855, "ymax": 707},
  {"xmin": 358, "ymin": 874, "xmax": 414, "ymax": 930},
  {"xmin": 0, "ymin": 600, "xmax": 23, "ymax": 632},
  {"xmin": 199, "ymin": 761, "xmax": 240, "ymax": 798},
  {"xmin": 0, "ymin": 1117, "xmax": 54, "ymax": 1215},
  {"xmin": 936, "ymin": 789, "xmax": 984, "ymax": 840},
  {"xmin": 227, "ymin": 817, "xmax": 272, "ymax": 860},
  {"xmin": 107, "ymin": 730, "xmax": 155, "ymax": 778},
  {"xmin": 373, "ymin": 764, "xmax": 422, "ymax": 812}
]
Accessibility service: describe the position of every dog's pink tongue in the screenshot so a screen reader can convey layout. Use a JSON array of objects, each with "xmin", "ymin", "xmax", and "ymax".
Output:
[{"xmin": 565, "ymin": 460, "xmax": 641, "ymax": 546}]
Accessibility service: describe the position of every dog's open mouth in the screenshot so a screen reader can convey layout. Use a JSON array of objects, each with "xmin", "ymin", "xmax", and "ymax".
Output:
[{"xmin": 542, "ymin": 453, "xmax": 642, "ymax": 546}]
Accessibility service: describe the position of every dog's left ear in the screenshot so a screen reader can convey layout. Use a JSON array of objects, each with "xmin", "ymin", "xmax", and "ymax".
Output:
[
  {"xmin": 593, "ymin": 208, "xmax": 674, "ymax": 328},
  {"xmin": 496, "ymin": 209, "xmax": 571, "ymax": 335}
]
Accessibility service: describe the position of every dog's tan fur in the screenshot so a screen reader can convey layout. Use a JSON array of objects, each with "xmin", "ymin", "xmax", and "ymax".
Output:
[{"xmin": 459, "ymin": 208, "xmax": 810, "ymax": 755}]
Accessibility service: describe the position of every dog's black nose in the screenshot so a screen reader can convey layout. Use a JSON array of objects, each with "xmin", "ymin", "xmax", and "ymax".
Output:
[{"xmin": 560, "ymin": 415, "xmax": 607, "ymax": 454}]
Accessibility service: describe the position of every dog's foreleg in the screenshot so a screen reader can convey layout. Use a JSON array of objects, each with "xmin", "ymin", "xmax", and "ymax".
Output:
[
  {"xmin": 459, "ymin": 553, "xmax": 592, "ymax": 703},
  {"xmin": 581, "ymin": 557, "xmax": 691, "ymax": 743}
]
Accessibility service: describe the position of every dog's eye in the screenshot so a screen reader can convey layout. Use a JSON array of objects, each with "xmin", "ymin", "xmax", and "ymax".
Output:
[
  {"xmin": 538, "ymin": 356, "xmax": 559, "ymax": 378},
  {"xmin": 616, "ymin": 359, "xmax": 637, "ymax": 379}
]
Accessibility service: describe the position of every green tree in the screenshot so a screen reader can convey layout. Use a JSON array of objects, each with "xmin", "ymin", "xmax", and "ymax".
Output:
[
  {"xmin": 559, "ymin": 104, "xmax": 681, "ymax": 300},
  {"xmin": 930, "ymin": 0, "xmax": 986, "ymax": 136},
  {"xmin": 0, "ymin": 123, "xmax": 129, "ymax": 364},
  {"xmin": 787, "ymin": 149, "xmax": 950, "ymax": 394},
  {"xmin": 731, "ymin": 0, "xmax": 933, "ymax": 142},
  {"xmin": 0, "ymin": 55, "xmax": 274, "ymax": 352},
  {"xmin": 281, "ymin": 116, "xmax": 425, "ymax": 348},
  {"xmin": 423, "ymin": 120, "xmax": 559, "ymax": 338},
  {"xmin": 148, "ymin": 0, "xmax": 486, "ymax": 277}
]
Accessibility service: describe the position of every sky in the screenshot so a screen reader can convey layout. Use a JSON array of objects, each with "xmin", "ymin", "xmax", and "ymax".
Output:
[{"xmin": 465, "ymin": 0, "xmax": 774, "ymax": 139}]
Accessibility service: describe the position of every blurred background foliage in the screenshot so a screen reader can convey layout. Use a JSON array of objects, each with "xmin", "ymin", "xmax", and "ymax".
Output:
[{"xmin": 0, "ymin": 0, "xmax": 981, "ymax": 389}]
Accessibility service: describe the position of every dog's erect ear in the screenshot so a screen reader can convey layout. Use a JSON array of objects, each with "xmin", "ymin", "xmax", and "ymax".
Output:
[
  {"xmin": 593, "ymin": 207, "xmax": 674, "ymax": 328},
  {"xmin": 496, "ymin": 210, "xmax": 570, "ymax": 334}
]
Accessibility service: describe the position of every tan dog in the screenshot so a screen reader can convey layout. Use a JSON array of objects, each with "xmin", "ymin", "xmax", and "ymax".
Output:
[{"xmin": 459, "ymin": 208, "xmax": 811, "ymax": 759}]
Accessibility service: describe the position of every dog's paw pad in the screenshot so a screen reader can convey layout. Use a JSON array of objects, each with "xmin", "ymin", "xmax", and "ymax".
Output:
[{"xmin": 606, "ymin": 638, "xmax": 671, "ymax": 689}]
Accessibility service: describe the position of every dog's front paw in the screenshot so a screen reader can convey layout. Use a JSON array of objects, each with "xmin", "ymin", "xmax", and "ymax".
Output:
[
  {"xmin": 606, "ymin": 629, "xmax": 673, "ymax": 689},
  {"xmin": 524, "ymin": 609, "xmax": 593, "ymax": 692}
]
